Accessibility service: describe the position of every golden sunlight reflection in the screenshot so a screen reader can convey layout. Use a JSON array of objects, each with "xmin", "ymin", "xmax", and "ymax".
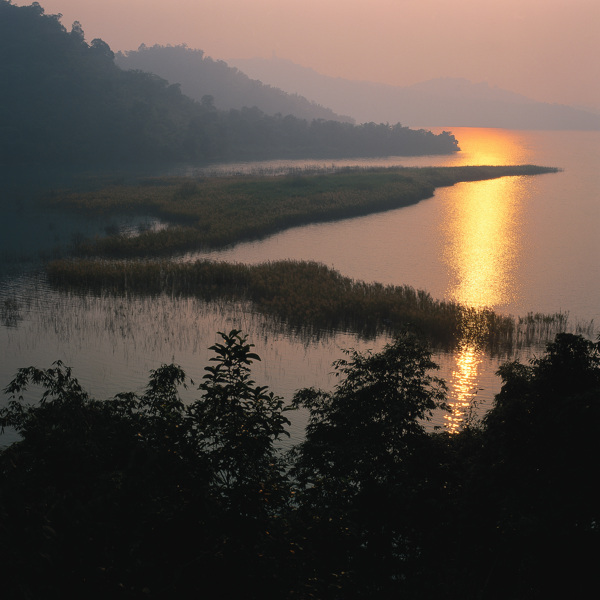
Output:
[
  {"xmin": 442, "ymin": 176, "xmax": 523, "ymax": 309},
  {"xmin": 440, "ymin": 128, "xmax": 531, "ymax": 431},
  {"xmin": 441, "ymin": 128, "xmax": 530, "ymax": 310},
  {"xmin": 444, "ymin": 341, "xmax": 482, "ymax": 434}
]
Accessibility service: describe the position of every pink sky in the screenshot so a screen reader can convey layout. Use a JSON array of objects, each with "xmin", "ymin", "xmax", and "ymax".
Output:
[{"xmin": 13, "ymin": 0, "xmax": 600, "ymax": 109}]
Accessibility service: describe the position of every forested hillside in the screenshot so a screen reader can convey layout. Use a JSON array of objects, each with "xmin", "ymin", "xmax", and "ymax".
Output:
[
  {"xmin": 0, "ymin": 0, "xmax": 201, "ymax": 164},
  {"xmin": 116, "ymin": 45, "xmax": 354, "ymax": 124},
  {"xmin": 0, "ymin": 1, "xmax": 458, "ymax": 166}
]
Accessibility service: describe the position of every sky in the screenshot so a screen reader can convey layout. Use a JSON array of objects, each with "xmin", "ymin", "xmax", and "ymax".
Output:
[{"xmin": 13, "ymin": 0, "xmax": 600, "ymax": 109}]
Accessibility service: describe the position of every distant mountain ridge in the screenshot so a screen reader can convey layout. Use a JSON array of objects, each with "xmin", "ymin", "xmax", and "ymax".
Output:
[
  {"xmin": 407, "ymin": 78, "xmax": 536, "ymax": 105},
  {"xmin": 228, "ymin": 57, "xmax": 600, "ymax": 130},
  {"xmin": 115, "ymin": 45, "xmax": 354, "ymax": 123}
]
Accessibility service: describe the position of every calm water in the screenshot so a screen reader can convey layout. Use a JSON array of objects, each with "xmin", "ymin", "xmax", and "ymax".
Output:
[
  {"xmin": 189, "ymin": 128, "xmax": 600, "ymax": 430},
  {"xmin": 1, "ymin": 128, "xmax": 599, "ymax": 441},
  {"xmin": 194, "ymin": 128, "xmax": 600, "ymax": 323}
]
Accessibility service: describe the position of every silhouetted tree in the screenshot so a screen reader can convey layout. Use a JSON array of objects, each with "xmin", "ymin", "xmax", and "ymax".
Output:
[
  {"xmin": 5, "ymin": 326, "xmax": 594, "ymax": 598},
  {"xmin": 443, "ymin": 333, "xmax": 600, "ymax": 599},
  {"xmin": 0, "ymin": 331, "xmax": 292, "ymax": 599},
  {"xmin": 290, "ymin": 333, "xmax": 448, "ymax": 597}
]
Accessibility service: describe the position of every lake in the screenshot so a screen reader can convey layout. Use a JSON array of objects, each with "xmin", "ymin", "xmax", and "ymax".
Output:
[{"xmin": 1, "ymin": 127, "xmax": 599, "ymax": 442}]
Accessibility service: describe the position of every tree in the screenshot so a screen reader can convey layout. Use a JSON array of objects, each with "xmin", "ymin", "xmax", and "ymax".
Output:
[
  {"xmin": 90, "ymin": 38, "xmax": 114, "ymax": 61},
  {"xmin": 200, "ymin": 93, "xmax": 216, "ymax": 111},
  {"xmin": 70, "ymin": 20, "xmax": 85, "ymax": 42},
  {"xmin": 292, "ymin": 333, "xmax": 447, "ymax": 488},
  {"xmin": 0, "ymin": 332, "xmax": 293, "ymax": 598},
  {"xmin": 0, "ymin": 361, "xmax": 202, "ymax": 597},
  {"xmin": 290, "ymin": 332, "xmax": 448, "ymax": 597},
  {"xmin": 3, "ymin": 329, "xmax": 598, "ymax": 598},
  {"xmin": 188, "ymin": 329, "xmax": 291, "ymax": 511},
  {"xmin": 449, "ymin": 333, "xmax": 600, "ymax": 599}
]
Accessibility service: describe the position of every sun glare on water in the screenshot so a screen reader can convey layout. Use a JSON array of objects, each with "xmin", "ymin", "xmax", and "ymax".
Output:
[{"xmin": 438, "ymin": 128, "xmax": 533, "ymax": 430}]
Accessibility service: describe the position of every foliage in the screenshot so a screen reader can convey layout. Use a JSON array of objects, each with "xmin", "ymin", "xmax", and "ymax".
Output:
[
  {"xmin": 439, "ymin": 333, "xmax": 600, "ymax": 598},
  {"xmin": 188, "ymin": 330, "xmax": 291, "ymax": 512},
  {"xmin": 0, "ymin": 330, "xmax": 292, "ymax": 599},
  {"xmin": 0, "ymin": 0, "xmax": 197, "ymax": 165},
  {"xmin": 2, "ymin": 330, "xmax": 599, "ymax": 598},
  {"xmin": 0, "ymin": 361, "xmax": 196, "ymax": 597},
  {"xmin": 291, "ymin": 333, "xmax": 448, "ymax": 479},
  {"xmin": 289, "ymin": 333, "xmax": 448, "ymax": 596}
]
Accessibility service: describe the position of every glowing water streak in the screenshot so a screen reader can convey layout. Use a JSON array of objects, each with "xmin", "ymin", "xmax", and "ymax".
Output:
[
  {"xmin": 440, "ymin": 128, "xmax": 530, "ymax": 430},
  {"xmin": 444, "ymin": 341, "xmax": 483, "ymax": 433}
]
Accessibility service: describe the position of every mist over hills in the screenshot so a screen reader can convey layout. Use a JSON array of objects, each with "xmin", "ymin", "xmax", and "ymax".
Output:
[
  {"xmin": 115, "ymin": 45, "xmax": 354, "ymax": 124},
  {"xmin": 0, "ymin": 1, "xmax": 458, "ymax": 167},
  {"xmin": 229, "ymin": 57, "xmax": 600, "ymax": 131}
]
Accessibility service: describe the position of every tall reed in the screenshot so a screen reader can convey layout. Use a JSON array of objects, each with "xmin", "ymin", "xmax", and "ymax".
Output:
[{"xmin": 46, "ymin": 258, "xmax": 575, "ymax": 351}]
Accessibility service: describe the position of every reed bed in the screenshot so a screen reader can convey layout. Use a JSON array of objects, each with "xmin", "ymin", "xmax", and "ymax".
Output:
[
  {"xmin": 1, "ymin": 297, "xmax": 22, "ymax": 328},
  {"xmin": 45, "ymin": 258, "xmax": 574, "ymax": 351},
  {"xmin": 46, "ymin": 165, "xmax": 559, "ymax": 257},
  {"xmin": 42, "ymin": 165, "xmax": 566, "ymax": 350}
]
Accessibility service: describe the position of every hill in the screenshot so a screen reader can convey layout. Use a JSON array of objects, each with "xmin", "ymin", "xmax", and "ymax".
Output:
[
  {"xmin": 0, "ymin": 0, "xmax": 458, "ymax": 167},
  {"xmin": 115, "ymin": 45, "xmax": 354, "ymax": 124},
  {"xmin": 0, "ymin": 1, "xmax": 205, "ymax": 164},
  {"xmin": 229, "ymin": 57, "xmax": 600, "ymax": 130}
]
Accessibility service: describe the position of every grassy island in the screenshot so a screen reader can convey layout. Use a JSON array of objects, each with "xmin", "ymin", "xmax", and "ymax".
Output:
[{"xmin": 48, "ymin": 165, "xmax": 559, "ymax": 257}]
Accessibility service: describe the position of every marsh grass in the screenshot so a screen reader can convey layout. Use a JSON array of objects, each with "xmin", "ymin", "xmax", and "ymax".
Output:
[
  {"xmin": 46, "ymin": 165, "xmax": 559, "ymax": 257},
  {"xmin": 1, "ymin": 297, "xmax": 22, "ymax": 328},
  {"xmin": 46, "ymin": 258, "xmax": 576, "ymax": 352},
  {"xmin": 41, "ymin": 164, "xmax": 569, "ymax": 351}
]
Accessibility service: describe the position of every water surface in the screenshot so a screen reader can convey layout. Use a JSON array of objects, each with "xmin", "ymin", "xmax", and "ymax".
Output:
[
  {"xmin": 193, "ymin": 128, "xmax": 600, "ymax": 323},
  {"xmin": 2, "ymin": 128, "xmax": 598, "ymax": 439}
]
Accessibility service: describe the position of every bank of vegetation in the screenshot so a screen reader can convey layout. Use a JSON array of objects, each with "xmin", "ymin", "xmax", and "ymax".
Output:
[
  {"xmin": 46, "ymin": 258, "xmax": 569, "ymax": 352},
  {"xmin": 48, "ymin": 165, "xmax": 559, "ymax": 257},
  {"xmin": 2, "ymin": 330, "xmax": 598, "ymax": 598}
]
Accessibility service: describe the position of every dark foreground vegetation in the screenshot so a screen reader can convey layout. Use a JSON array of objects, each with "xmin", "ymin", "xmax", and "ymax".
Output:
[
  {"xmin": 47, "ymin": 258, "xmax": 567, "ymax": 352},
  {"xmin": 49, "ymin": 165, "xmax": 559, "ymax": 257},
  {"xmin": 0, "ymin": 0, "xmax": 457, "ymax": 166},
  {"xmin": 2, "ymin": 330, "xmax": 598, "ymax": 599}
]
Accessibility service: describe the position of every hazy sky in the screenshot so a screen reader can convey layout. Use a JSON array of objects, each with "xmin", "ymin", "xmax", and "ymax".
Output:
[{"xmin": 14, "ymin": 0, "xmax": 600, "ymax": 109}]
